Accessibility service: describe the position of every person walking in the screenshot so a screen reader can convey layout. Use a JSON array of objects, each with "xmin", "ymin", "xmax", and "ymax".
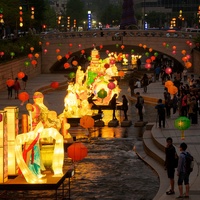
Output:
[
  {"xmin": 141, "ymin": 73, "xmax": 149, "ymax": 93},
  {"xmin": 109, "ymin": 94, "xmax": 118, "ymax": 120},
  {"xmin": 13, "ymin": 77, "xmax": 21, "ymax": 99},
  {"xmin": 165, "ymin": 137, "xmax": 178, "ymax": 195},
  {"xmin": 176, "ymin": 142, "xmax": 191, "ymax": 199},
  {"xmin": 122, "ymin": 95, "xmax": 128, "ymax": 120},
  {"xmin": 135, "ymin": 92, "xmax": 144, "ymax": 121},
  {"xmin": 155, "ymin": 99, "xmax": 166, "ymax": 128},
  {"xmin": 22, "ymin": 74, "xmax": 28, "ymax": 90}
]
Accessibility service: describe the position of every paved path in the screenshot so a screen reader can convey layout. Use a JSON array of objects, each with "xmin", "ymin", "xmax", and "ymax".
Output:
[{"xmin": 0, "ymin": 73, "xmax": 200, "ymax": 199}]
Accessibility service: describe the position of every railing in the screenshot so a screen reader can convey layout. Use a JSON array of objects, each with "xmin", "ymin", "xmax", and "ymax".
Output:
[{"xmin": 40, "ymin": 30, "xmax": 198, "ymax": 40}]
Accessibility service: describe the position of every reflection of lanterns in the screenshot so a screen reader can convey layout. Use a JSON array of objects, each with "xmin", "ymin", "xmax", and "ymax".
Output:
[
  {"xmin": 18, "ymin": 92, "xmax": 29, "ymax": 102},
  {"xmin": 174, "ymin": 116, "xmax": 191, "ymax": 140},
  {"xmin": 50, "ymin": 81, "xmax": 59, "ymax": 89},
  {"xmin": 80, "ymin": 115, "xmax": 94, "ymax": 129},
  {"xmin": 64, "ymin": 63, "xmax": 70, "ymax": 69},
  {"xmin": 107, "ymin": 82, "xmax": 116, "ymax": 90},
  {"xmin": 165, "ymin": 67, "xmax": 172, "ymax": 74},
  {"xmin": 67, "ymin": 142, "xmax": 88, "ymax": 162},
  {"xmin": 18, "ymin": 72, "xmax": 25, "ymax": 79},
  {"xmin": 168, "ymin": 85, "xmax": 178, "ymax": 95}
]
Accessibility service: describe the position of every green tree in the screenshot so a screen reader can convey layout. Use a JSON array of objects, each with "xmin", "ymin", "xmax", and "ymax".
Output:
[{"xmin": 65, "ymin": 0, "xmax": 86, "ymax": 27}]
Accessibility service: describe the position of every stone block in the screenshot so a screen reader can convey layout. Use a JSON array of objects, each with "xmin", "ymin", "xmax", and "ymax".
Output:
[
  {"xmin": 95, "ymin": 120, "xmax": 105, "ymax": 127},
  {"xmin": 121, "ymin": 120, "xmax": 132, "ymax": 127},
  {"xmin": 134, "ymin": 121, "xmax": 148, "ymax": 127},
  {"xmin": 108, "ymin": 120, "xmax": 119, "ymax": 127}
]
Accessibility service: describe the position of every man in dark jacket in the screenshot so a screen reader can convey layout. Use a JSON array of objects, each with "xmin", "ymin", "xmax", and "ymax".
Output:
[{"xmin": 155, "ymin": 98, "xmax": 166, "ymax": 128}]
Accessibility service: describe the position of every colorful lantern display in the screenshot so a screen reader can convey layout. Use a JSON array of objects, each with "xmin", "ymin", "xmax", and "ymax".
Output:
[
  {"xmin": 174, "ymin": 116, "xmax": 191, "ymax": 140},
  {"xmin": 67, "ymin": 143, "xmax": 88, "ymax": 162},
  {"xmin": 107, "ymin": 82, "xmax": 116, "ymax": 90},
  {"xmin": 97, "ymin": 89, "xmax": 107, "ymax": 101}
]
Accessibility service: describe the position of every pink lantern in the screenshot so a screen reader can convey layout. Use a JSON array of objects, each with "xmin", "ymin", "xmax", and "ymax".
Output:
[
  {"xmin": 186, "ymin": 54, "xmax": 191, "ymax": 59},
  {"xmin": 165, "ymin": 67, "xmax": 172, "ymax": 74},
  {"xmin": 44, "ymin": 49, "xmax": 48, "ymax": 54},
  {"xmin": 106, "ymin": 50, "xmax": 109, "ymax": 54},
  {"xmin": 189, "ymin": 42, "xmax": 193, "ymax": 47},
  {"xmin": 172, "ymin": 50, "xmax": 176, "ymax": 55},
  {"xmin": 145, "ymin": 63, "xmax": 151, "ymax": 69},
  {"xmin": 107, "ymin": 82, "xmax": 116, "ymax": 90},
  {"xmin": 110, "ymin": 59, "xmax": 115, "ymax": 64},
  {"xmin": 78, "ymin": 44, "xmax": 82, "ymax": 48},
  {"xmin": 0, "ymin": 51, "xmax": 4, "ymax": 57}
]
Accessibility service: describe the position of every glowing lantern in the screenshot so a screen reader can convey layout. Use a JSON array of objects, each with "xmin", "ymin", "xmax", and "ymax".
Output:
[
  {"xmin": 165, "ymin": 67, "xmax": 172, "ymax": 74},
  {"xmin": 166, "ymin": 44, "xmax": 169, "ymax": 48},
  {"xmin": 143, "ymin": 45, "xmax": 147, "ymax": 49},
  {"xmin": 44, "ymin": 49, "xmax": 48, "ymax": 54},
  {"xmin": 121, "ymin": 45, "xmax": 125, "ymax": 50},
  {"xmin": 18, "ymin": 92, "xmax": 29, "ymax": 102},
  {"xmin": 80, "ymin": 115, "xmax": 94, "ymax": 129},
  {"xmin": 116, "ymin": 44, "xmax": 119, "ymax": 48},
  {"xmin": 97, "ymin": 89, "xmax": 107, "ymax": 101},
  {"xmin": 172, "ymin": 46, "xmax": 176, "ymax": 50},
  {"xmin": 6, "ymin": 79, "xmax": 15, "ymax": 87},
  {"xmin": 88, "ymin": 56, "xmax": 92, "ymax": 61},
  {"xmin": 145, "ymin": 52, "xmax": 149, "ymax": 57},
  {"xmin": 50, "ymin": 81, "xmax": 59, "ymax": 89},
  {"xmin": 68, "ymin": 72, "xmax": 75, "ymax": 79},
  {"xmin": 10, "ymin": 52, "xmax": 15, "ymax": 58},
  {"xmin": 131, "ymin": 49, "xmax": 135, "ymax": 53},
  {"xmin": 56, "ymin": 49, "xmax": 60, "ymax": 54},
  {"xmin": 118, "ymin": 71, "xmax": 125, "ymax": 77},
  {"xmin": 189, "ymin": 42, "xmax": 192, "ymax": 47},
  {"xmin": 57, "ymin": 55, "xmax": 62, "ymax": 61},
  {"xmin": 81, "ymin": 50, "xmax": 85, "ymax": 54},
  {"xmin": 168, "ymin": 85, "xmax": 178, "ymax": 95},
  {"xmin": 174, "ymin": 116, "xmax": 191, "ymax": 140},
  {"xmin": 186, "ymin": 54, "xmax": 191, "ymax": 59},
  {"xmin": 181, "ymin": 50, "xmax": 186, "ymax": 55},
  {"xmin": 165, "ymin": 80, "xmax": 174, "ymax": 89},
  {"xmin": 34, "ymin": 53, "xmax": 39, "ymax": 59},
  {"xmin": 149, "ymin": 48, "xmax": 153, "ymax": 52},
  {"xmin": 145, "ymin": 63, "xmax": 151, "ymax": 69},
  {"xmin": 172, "ymin": 50, "xmax": 176, "ymax": 55},
  {"xmin": 45, "ymin": 42, "xmax": 50, "ymax": 46},
  {"xmin": 18, "ymin": 72, "xmax": 25, "ymax": 79},
  {"xmin": 39, "ymin": 41, "xmax": 42, "ymax": 45},
  {"xmin": 106, "ymin": 50, "xmax": 109, "ymax": 54},
  {"xmin": 139, "ymin": 43, "xmax": 142, "ymax": 47},
  {"xmin": 0, "ymin": 51, "xmax": 4, "ymax": 57},
  {"xmin": 78, "ymin": 44, "xmax": 82, "ymax": 48},
  {"xmin": 100, "ymin": 44, "xmax": 103, "ymax": 49},
  {"xmin": 186, "ymin": 40, "xmax": 190, "ymax": 45},
  {"xmin": 21, "ymin": 46, "xmax": 24, "ymax": 51},
  {"xmin": 182, "ymin": 56, "xmax": 188, "ymax": 62},
  {"xmin": 31, "ymin": 60, "xmax": 37, "ymax": 66},
  {"xmin": 154, "ymin": 52, "xmax": 158, "ymax": 57},
  {"xmin": 104, "ymin": 63, "xmax": 110, "ymax": 69},
  {"xmin": 151, "ymin": 56, "xmax": 156, "ymax": 61},
  {"xmin": 72, "ymin": 60, "xmax": 78, "ymax": 66},
  {"xmin": 107, "ymin": 82, "xmax": 116, "ymax": 90},
  {"xmin": 64, "ymin": 63, "xmax": 70, "ymax": 69},
  {"xmin": 185, "ymin": 62, "xmax": 192, "ymax": 68},
  {"xmin": 30, "ymin": 47, "xmax": 34, "ymax": 52},
  {"xmin": 162, "ymin": 42, "xmax": 166, "ymax": 47},
  {"xmin": 67, "ymin": 142, "xmax": 88, "ymax": 162},
  {"xmin": 65, "ymin": 54, "xmax": 70, "ymax": 59},
  {"xmin": 110, "ymin": 59, "xmax": 115, "ymax": 64},
  {"xmin": 28, "ymin": 53, "xmax": 33, "ymax": 59},
  {"xmin": 146, "ymin": 58, "xmax": 151, "ymax": 64},
  {"xmin": 69, "ymin": 43, "xmax": 73, "ymax": 47}
]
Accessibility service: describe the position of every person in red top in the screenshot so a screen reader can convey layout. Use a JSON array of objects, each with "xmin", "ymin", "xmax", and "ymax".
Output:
[{"xmin": 13, "ymin": 77, "xmax": 21, "ymax": 99}]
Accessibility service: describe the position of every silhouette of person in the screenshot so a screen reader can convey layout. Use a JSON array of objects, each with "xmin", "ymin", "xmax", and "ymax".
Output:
[
  {"xmin": 109, "ymin": 94, "xmax": 118, "ymax": 120},
  {"xmin": 122, "ymin": 95, "xmax": 128, "ymax": 120}
]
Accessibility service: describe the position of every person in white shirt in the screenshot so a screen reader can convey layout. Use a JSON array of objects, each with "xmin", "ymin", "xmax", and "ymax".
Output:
[{"xmin": 135, "ymin": 79, "xmax": 141, "ymax": 88}]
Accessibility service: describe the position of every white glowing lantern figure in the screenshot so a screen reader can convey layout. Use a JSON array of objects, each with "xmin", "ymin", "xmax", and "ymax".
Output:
[
  {"xmin": 0, "ymin": 111, "xmax": 8, "ymax": 183},
  {"xmin": 15, "ymin": 122, "xmax": 64, "ymax": 183},
  {"xmin": 4, "ymin": 106, "xmax": 19, "ymax": 176}
]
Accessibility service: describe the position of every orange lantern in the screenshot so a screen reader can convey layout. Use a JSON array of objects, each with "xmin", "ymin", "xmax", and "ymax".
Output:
[
  {"xmin": 172, "ymin": 46, "xmax": 176, "ymax": 50},
  {"xmin": 118, "ymin": 71, "xmax": 125, "ymax": 77},
  {"xmin": 80, "ymin": 115, "xmax": 94, "ymax": 129},
  {"xmin": 50, "ymin": 81, "xmax": 59, "ymax": 89},
  {"xmin": 149, "ymin": 48, "xmax": 153, "ymax": 52},
  {"xmin": 143, "ymin": 45, "xmax": 147, "ymax": 49},
  {"xmin": 18, "ymin": 92, "xmax": 29, "ymax": 102},
  {"xmin": 165, "ymin": 80, "xmax": 174, "ymax": 89},
  {"xmin": 81, "ymin": 50, "xmax": 85, "ymax": 54},
  {"xmin": 182, "ymin": 56, "xmax": 188, "ymax": 62},
  {"xmin": 56, "ymin": 49, "xmax": 60, "ymax": 54},
  {"xmin": 18, "ymin": 72, "xmax": 25, "ymax": 79},
  {"xmin": 67, "ymin": 143, "xmax": 88, "ymax": 162},
  {"xmin": 69, "ymin": 43, "xmax": 73, "ymax": 47},
  {"xmin": 168, "ymin": 85, "xmax": 178, "ymax": 95},
  {"xmin": 181, "ymin": 50, "xmax": 186, "ymax": 55},
  {"xmin": 6, "ymin": 79, "xmax": 15, "ymax": 87},
  {"xmin": 139, "ymin": 43, "xmax": 143, "ymax": 47},
  {"xmin": 46, "ymin": 42, "xmax": 50, "ymax": 46},
  {"xmin": 185, "ymin": 62, "xmax": 192, "ymax": 68},
  {"xmin": 121, "ymin": 45, "xmax": 125, "ymax": 50},
  {"xmin": 72, "ymin": 60, "xmax": 78, "ymax": 66},
  {"xmin": 162, "ymin": 42, "xmax": 166, "ymax": 47},
  {"xmin": 34, "ymin": 53, "xmax": 39, "ymax": 59},
  {"xmin": 31, "ymin": 59, "xmax": 37, "ymax": 66},
  {"xmin": 30, "ymin": 47, "xmax": 34, "ymax": 52},
  {"xmin": 57, "ymin": 55, "xmax": 62, "ymax": 61},
  {"xmin": 64, "ymin": 63, "xmax": 70, "ymax": 69}
]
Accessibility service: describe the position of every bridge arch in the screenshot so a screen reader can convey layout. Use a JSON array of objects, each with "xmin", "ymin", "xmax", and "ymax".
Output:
[{"xmin": 41, "ymin": 30, "xmax": 197, "ymax": 73}]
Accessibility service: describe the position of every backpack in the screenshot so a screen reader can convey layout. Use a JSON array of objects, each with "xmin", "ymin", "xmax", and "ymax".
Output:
[{"xmin": 183, "ymin": 152, "xmax": 194, "ymax": 173}]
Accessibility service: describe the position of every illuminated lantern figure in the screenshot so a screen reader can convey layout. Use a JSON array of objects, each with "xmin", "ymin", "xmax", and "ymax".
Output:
[
  {"xmin": 18, "ymin": 71, "xmax": 25, "ymax": 79},
  {"xmin": 174, "ymin": 116, "xmax": 191, "ymax": 140},
  {"xmin": 108, "ymin": 82, "xmax": 116, "ymax": 90},
  {"xmin": 97, "ymin": 89, "xmax": 107, "ymax": 102},
  {"xmin": 50, "ymin": 81, "xmax": 59, "ymax": 89},
  {"xmin": 67, "ymin": 142, "xmax": 88, "ymax": 162}
]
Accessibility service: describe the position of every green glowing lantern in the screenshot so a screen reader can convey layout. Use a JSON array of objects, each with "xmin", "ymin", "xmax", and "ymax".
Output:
[
  {"xmin": 87, "ymin": 56, "xmax": 92, "ymax": 61},
  {"xmin": 145, "ymin": 52, "xmax": 149, "ymax": 57},
  {"xmin": 131, "ymin": 49, "xmax": 134, "ymax": 53},
  {"xmin": 97, "ymin": 89, "xmax": 107, "ymax": 103},
  {"xmin": 174, "ymin": 116, "xmax": 191, "ymax": 140},
  {"xmin": 87, "ymin": 71, "xmax": 97, "ymax": 85},
  {"xmin": 24, "ymin": 61, "xmax": 30, "ymax": 67},
  {"xmin": 68, "ymin": 72, "xmax": 75, "ymax": 79},
  {"xmin": 10, "ymin": 52, "xmax": 15, "ymax": 58},
  {"xmin": 154, "ymin": 52, "xmax": 158, "ymax": 57}
]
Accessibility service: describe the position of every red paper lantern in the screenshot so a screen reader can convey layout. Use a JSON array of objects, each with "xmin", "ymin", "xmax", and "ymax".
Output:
[
  {"xmin": 146, "ymin": 58, "xmax": 151, "ymax": 64},
  {"xmin": 107, "ymin": 82, "xmax": 116, "ymax": 90},
  {"xmin": 80, "ymin": 115, "xmax": 94, "ymax": 129},
  {"xmin": 81, "ymin": 50, "xmax": 85, "ymax": 54},
  {"xmin": 151, "ymin": 56, "xmax": 156, "ymax": 61},
  {"xmin": 28, "ymin": 53, "xmax": 33, "ymax": 59},
  {"xmin": 18, "ymin": 72, "xmax": 25, "ymax": 79},
  {"xmin": 0, "ymin": 51, "xmax": 5, "ymax": 57},
  {"xmin": 104, "ymin": 63, "xmax": 110, "ymax": 69},
  {"xmin": 145, "ymin": 63, "xmax": 151, "ymax": 69},
  {"xmin": 6, "ymin": 79, "xmax": 15, "ymax": 87},
  {"xmin": 50, "ymin": 81, "xmax": 59, "ymax": 89},
  {"xmin": 65, "ymin": 54, "xmax": 70, "ymax": 59},
  {"xmin": 121, "ymin": 45, "xmax": 125, "ymax": 50},
  {"xmin": 46, "ymin": 42, "xmax": 50, "ymax": 46},
  {"xmin": 31, "ymin": 60, "xmax": 37, "ymax": 66},
  {"xmin": 162, "ymin": 42, "xmax": 166, "ymax": 47},
  {"xmin": 56, "ymin": 49, "xmax": 60, "ymax": 54},
  {"xmin": 18, "ymin": 92, "xmax": 30, "ymax": 102},
  {"xmin": 100, "ymin": 44, "xmax": 103, "ymax": 49},
  {"xmin": 69, "ymin": 43, "xmax": 73, "ymax": 47},
  {"xmin": 67, "ymin": 143, "xmax": 88, "ymax": 161},
  {"xmin": 64, "ymin": 63, "xmax": 70, "ymax": 69},
  {"xmin": 165, "ymin": 67, "xmax": 172, "ymax": 74},
  {"xmin": 44, "ymin": 49, "xmax": 48, "ymax": 54}
]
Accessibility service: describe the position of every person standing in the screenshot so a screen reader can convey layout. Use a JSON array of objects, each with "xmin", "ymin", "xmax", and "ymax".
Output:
[
  {"xmin": 22, "ymin": 74, "xmax": 28, "ymax": 90},
  {"xmin": 141, "ymin": 73, "xmax": 149, "ymax": 93},
  {"xmin": 135, "ymin": 92, "xmax": 144, "ymax": 121},
  {"xmin": 122, "ymin": 95, "xmax": 128, "ymax": 120},
  {"xmin": 13, "ymin": 77, "xmax": 21, "ymax": 99},
  {"xmin": 165, "ymin": 137, "xmax": 177, "ymax": 195},
  {"xmin": 109, "ymin": 94, "xmax": 118, "ymax": 120},
  {"xmin": 155, "ymin": 99, "xmax": 166, "ymax": 128},
  {"xmin": 176, "ymin": 142, "xmax": 191, "ymax": 199}
]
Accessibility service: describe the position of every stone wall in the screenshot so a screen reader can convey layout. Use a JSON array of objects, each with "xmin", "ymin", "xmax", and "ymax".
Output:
[{"xmin": 0, "ymin": 56, "xmax": 41, "ymax": 91}]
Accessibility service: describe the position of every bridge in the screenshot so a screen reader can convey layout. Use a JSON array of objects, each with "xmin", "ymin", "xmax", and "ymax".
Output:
[{"xmin": 40, "ymin": 30, "xmax": 198, "ymax": 73}]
